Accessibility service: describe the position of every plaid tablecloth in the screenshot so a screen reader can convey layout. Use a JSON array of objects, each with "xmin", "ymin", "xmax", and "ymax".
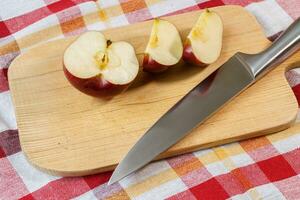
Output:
[{"xmin": 1, "ymin": 0, "xmax": 300, "ymax": 199}]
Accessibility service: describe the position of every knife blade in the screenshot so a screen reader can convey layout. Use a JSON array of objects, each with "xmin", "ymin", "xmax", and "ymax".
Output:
[{"xmin": 108, "ymin": 18, "xmax": 300, "ymax": 185}]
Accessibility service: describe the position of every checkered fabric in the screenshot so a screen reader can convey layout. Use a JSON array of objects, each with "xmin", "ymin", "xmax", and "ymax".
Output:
[{"xmin": 1, "ymin": 0, "xmax": 300, "ymax": 199}]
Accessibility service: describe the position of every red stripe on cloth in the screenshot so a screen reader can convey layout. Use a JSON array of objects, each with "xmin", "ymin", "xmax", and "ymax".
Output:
[
  {"xmin": 284, "ymin": 148, "xmax": 300, "ymax": 173},
  {"xmin": 47, "ymin": 0, "xmax": 76, "ymax": 13},
  {"xmin": 0, "ymin": 0, "xmax": 91, "ymax": 38},
  {"xmin": 238, "ymin": 162, "xmax": 269, "ymax": 186},
  {"xmin": 47, "ymin": 0, "xmax": 93, "ymax": 13},
  {"xmin": 276, "ymin": 0, "xmax": 300, "ymax": 20},
  {"xmin": 83, "ymin": 171, "xmax": 112, "ymax": 189},
  {"xmin": 169, "ymin": 148, "xmax": 300, "ymax": 199},
  {"xmin": 0, "ymin": 130, "xmax": 21, "ymax": 157},
  {"xmin": 274, "ymin": 175, "xmax": 300, "ymax": 199},
  {"xmin": 221, "ymin": 0, "xmax": 262, "ymax": 7},
  {"xmin": 257, "ymin": 155, "xmax": 297, "ymax": 182},
  {"xmin": 19, "ymin": 194, "xmax": 35, "ymax": 200},
  {"xmin": 215, "ymin": 169, "xmax": 247, "ymax": 196},
  {"xmin": 292, "ymin": 84, "xmax": 300, "ymax": 106},
  {"xmin": 190, "ymin": 178, "xmax": 230, "ymax": 200},
  {"xmin": 0, "ymin": 21, "xmax": 11, "ymax": 38},
  {"xmin": 0, "ymin": 157, "xmax": 30, "ymax": 199},
  {"xmin": 197, "ymin": 0, "xmax": 225, "ymax": 9},
  {"xmin": 0, "ymin": 8, "xmax": 51, "ymax": 38},
  {"xmin": 0, "ymin": 68, "xmax": 9, "ymax": 92},
  {"xmin": 247, "ymin": 144, "xmax": 280, "ymax": 162},
  {"xmin": 25, "ymin": 177, "xmax": 91, "ymax": 199}
]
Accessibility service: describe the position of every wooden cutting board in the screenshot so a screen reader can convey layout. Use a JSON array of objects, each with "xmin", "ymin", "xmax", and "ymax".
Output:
[{"xmin": 8, "ymin": 6, "xmax": 299, "ymax": 176}]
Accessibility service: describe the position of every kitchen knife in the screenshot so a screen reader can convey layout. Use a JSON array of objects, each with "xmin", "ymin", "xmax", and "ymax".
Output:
[{"xmin": 108, "ymin": 18, "xmax": 300, "ymax": 185}]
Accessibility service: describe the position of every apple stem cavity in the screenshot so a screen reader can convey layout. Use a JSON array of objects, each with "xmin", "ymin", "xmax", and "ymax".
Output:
[{"xmin": 107, "ymin": 40, "xmax": 112, "ymax": 47}]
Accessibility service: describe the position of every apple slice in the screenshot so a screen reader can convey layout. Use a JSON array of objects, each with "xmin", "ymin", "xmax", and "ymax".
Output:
[
  {"xmin": 63, "ymin": 31, "xmax": 139, "ymax": 98},
  {"xmin": 143, "ymin": 19, "xmax": 183, "ymax": 73},
  {"xmin": 183, "ymin": 9, "xmax": 223, "ymax": 66}
]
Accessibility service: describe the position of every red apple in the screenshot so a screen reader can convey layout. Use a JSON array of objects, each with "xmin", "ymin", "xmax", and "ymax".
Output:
[
  {"xmin": 143, "ymin": 19, "xmax": 183, "ymax": 73},
  {"xmin": 183, "ymin": 9, "xmax": 223, "ymax": 66},
  {"xmin": 63, "ymin": 31, "xmax": 139, "ymax": 98}
]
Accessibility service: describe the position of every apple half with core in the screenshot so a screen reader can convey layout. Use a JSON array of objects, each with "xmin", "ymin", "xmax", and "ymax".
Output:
[
  {"xmin": 183, "ymin": 9, "xmax": 223, "ymax": 66},
  {"xmin": 63, "ymin": 31, "xmax": 139, "ymax": 97},
  {"xmin": 143, "ymin": 19, "xmax": 183, "ymax": 73}
]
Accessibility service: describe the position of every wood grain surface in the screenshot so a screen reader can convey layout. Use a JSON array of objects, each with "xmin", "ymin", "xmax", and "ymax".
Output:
[{"xmin": 8, "ymin": 5, "xmax": 299, "ymax": 176}]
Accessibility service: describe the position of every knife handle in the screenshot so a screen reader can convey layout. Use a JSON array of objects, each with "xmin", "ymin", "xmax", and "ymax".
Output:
[{"xmin": 244, "ymin": 18, "xmax": 300, "ymax": 79}]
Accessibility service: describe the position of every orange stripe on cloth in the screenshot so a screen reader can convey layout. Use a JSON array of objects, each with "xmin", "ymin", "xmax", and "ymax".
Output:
[
  {"xmin": 232, "ymin": 168, "xmax": 253, "ymax": 190},
  {"xmin": 121, "ymin": 0, "xmax": 148, "ymax": 13},
  {"xmin": 61, "ymin": 16, "xmax": 86, "ymax": 34},
  {"xmin": 171, "ymin": 156, "xmax": 203, "ymax": 176},
  {"xmin": 240, "ymin": 137, "xmax": 272, "ymax": 152},
  {"xmin": 0, "ymin": 40, "xmax": 20, "ymax": 56},
  {"xmin": 105, "ymin": 190, "xmax": 130, "ymax": 200}
]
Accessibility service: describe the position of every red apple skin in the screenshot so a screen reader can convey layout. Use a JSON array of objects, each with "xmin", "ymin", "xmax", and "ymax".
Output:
[
  {"xmin": 142, "ymin": 54, "xmax": 169, "ymax": 73},
  {"xmin": 63, "ymin": 66, "xmax": 129, "ymax": 98},
  {"xmin": 182, "ymin": 42, "xmax": 208, "ymax": 67}
]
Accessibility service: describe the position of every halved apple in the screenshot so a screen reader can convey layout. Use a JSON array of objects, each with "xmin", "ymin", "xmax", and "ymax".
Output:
[
  {"xmin": 183, "ymin": 9, "xmax": 223, "ymax": 66},
  {"xmin": 143, "ymin": 19, "xmax": 183, "ymax": 73},
  {"xmin": 63, "ymin": 31, "xmax": 139, "ymax": 98}
]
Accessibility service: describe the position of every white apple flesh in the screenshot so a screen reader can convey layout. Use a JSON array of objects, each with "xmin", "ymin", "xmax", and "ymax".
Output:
[
  {"xmin": 63, "ymin": 31, "xmax": 139, "ymax": 98},
  {"xmin": 183, "ymin": 9, "xmax": 223, "ymax": 66},
  {"xmin": 143, "ymin": 19, "xmax": 183, "ymax": 73}
]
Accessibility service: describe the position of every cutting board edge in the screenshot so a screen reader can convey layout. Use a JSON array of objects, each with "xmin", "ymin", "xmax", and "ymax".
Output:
[
  {"xmin": 162, "ymin": 110, "xmax": 298, "ymax": 158},
  {"xmin": 22, "ymin": 114, "xmax": 298, "ymax": 177}
]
